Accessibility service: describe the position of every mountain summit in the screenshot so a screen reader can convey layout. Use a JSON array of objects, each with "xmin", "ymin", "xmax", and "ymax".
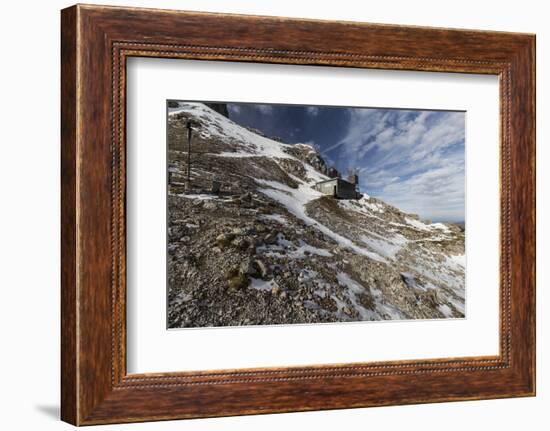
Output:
[{"xmin": 167, "ymin": 102, "xmax": 465, "ymax": 328}]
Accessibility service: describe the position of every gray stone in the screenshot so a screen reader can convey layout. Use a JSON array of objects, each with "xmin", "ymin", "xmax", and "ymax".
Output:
[
  {"xmin": 203, "ymin": 202, "xmax": 217, "ymax": 210},
  {"xmin": 240, "ymin": 259, "xmax": 260, "ymax": 277},
  {"xmin": 254, "ymin": 259, "xmax": 269, "ymax": 278}
]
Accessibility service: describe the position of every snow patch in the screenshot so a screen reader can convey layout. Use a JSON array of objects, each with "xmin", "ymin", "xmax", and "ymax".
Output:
[
  {"xmin": 438, "ymin": 304, "xmax": 454, "ymax": 318},
  {"xmin": 177, "ymin": 194, "xmax": 216, "ymax": 201},
  {"xmin": 293, "ymin": 240, "xmax": 333, "ymax": 258},
  {"xmin": 446, "ymin": 253, "xmax": 466, "ymax": 270},
  {"xmin": 259, "ymin": 214, "xmax": 288, "ymax": 224},
  {"xmin": 338, "ymin": 198, "xmax": 383, "ymax": 216},
  {"xmin": 404, "ymin": 217, "xmax": 453, "ymax": 235},
  {"xmin": 303, "ymin": 163, "xmax": 329, "ymax": 184},
  {"xmin": 404, "ymin": 217, "xmax": 431, "ymax": 231},
  {"xmin": 299, "ymin": 269, "xmax": 319, "ymax": 282},
  {"xmin": 336, "ymin": 272, "xmax": 404, "ymax": 321},
  {"xmin": 170, "ymin": 102, "xmax": 296, "ymax": 160},
  {"xmin": 431, "ymin": 222, "xmax": 451, "ymax": 233},
  {"xmin": 249, "ymin": 278, "xmax": 276, "ymax": 291},
  {"xmin": 360, "ymin": 232, "xmax": 408, "ymax": 260},
  {"xmin": 256, "ymin": 179, "xmax": 386, "ymax": 262},
  {"xmin": 256, "ymin": 235, "xmax": 332, "ymax": 260}
]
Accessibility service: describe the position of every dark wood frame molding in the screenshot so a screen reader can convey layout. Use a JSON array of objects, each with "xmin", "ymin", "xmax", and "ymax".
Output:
[{"xmin": 61, "ymin": 4, "xmax": 536, "ymax": 425}]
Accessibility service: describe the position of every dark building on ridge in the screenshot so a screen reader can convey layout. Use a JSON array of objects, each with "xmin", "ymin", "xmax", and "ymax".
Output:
[
  {"xmin": 313, "ymin": 172, "xmax": 361, "ymax": 200},
  {"xmin": 204, "ymin": 102, "xmax": 230, "ymax": 119}
]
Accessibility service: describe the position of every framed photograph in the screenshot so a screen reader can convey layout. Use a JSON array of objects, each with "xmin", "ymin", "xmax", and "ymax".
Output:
[
  {"xmin": 61, "ymin": 4, "xmax": 536, "ymax": 425},
  {"xmin": 164, "ymin": 101, "xmax": 467, "ymax": 328}
]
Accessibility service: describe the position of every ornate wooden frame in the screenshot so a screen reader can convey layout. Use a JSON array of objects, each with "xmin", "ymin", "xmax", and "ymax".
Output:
[{"xmin": 61, "ymin": 4, "xmax": 536, "ymax": 425}]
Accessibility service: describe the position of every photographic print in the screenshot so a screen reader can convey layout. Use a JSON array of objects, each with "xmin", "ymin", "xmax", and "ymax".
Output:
[{"xmin": 167, "ymin": 101, "xmax": 465, "ymax": 328}]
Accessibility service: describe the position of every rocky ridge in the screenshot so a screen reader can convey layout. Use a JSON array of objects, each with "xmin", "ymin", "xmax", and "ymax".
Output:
[{"xmin": 167, "ymin": 102, "xmax": 465, "ymax": 328}]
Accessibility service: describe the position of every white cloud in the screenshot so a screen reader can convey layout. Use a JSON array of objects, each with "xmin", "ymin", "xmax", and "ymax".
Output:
[
  {"xmin": 332, "ymin": 110, "xmax": 465, "ymax": 221},
  {"xmin": 228, "ymin": 105, "xmax": 241, "ymax": 115},
  {"xmin": 306, "ymin": 106, "xmax": 320, "ymax": 116},
  {"xmin": 256, "ymin": 104, "xmax": 274, "ymax": 115}
]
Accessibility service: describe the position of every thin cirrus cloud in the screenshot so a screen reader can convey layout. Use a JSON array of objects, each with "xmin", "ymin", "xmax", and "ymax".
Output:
[
  {"xmin": 223, "ymin": 102, "xmax": 465, "ymax": 223},
  {"xmin": 306, "ymin": 106, "xmax": 320, "ymax": 116},
  {"xmin": 255, "ymin": 104, "xmax": 274, "ymax": 115},
  {"xmin": 331, "ymin": 108, "xmax": 465, "ymax": 222},
  {"xmin": 227, "ymin": 104, "xmax": 241, "ymax": 115}
]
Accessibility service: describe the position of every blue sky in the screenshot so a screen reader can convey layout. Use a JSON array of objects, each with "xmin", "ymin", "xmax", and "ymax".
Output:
[{"xmin": 224, "ymin": 102, "xmax": 465, "ymax": 223}]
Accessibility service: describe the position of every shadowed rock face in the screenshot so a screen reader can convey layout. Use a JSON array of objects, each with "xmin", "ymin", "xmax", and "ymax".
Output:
[
  {"xmin": 166, "ymin": 102, "xmax": 465, "ymax": 328},
  {"xmin": 204, "ymin": 102, "xmax": 229, "ymax": 119}
]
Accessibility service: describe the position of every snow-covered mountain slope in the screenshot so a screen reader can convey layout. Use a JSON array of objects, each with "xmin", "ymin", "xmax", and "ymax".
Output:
[{"xmin": 167, "ymin": 102, "xmax": 465, "ymax": 328}]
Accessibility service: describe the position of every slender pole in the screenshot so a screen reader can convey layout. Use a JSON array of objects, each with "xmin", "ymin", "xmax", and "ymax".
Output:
[{"xmin": 186, "ymin": 121, "xmax": 192, "ymax": 190}]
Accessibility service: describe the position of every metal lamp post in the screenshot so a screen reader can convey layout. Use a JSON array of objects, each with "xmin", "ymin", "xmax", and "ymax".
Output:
[{"xmin": 185, "ymin": 120, "xmax": 198, "ymax": 191}]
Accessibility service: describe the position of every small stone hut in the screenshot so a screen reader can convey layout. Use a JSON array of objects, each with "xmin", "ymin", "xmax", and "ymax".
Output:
[{"xmin": 313, "ymin": 173, "xmax": 361, "ymax": 199}]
